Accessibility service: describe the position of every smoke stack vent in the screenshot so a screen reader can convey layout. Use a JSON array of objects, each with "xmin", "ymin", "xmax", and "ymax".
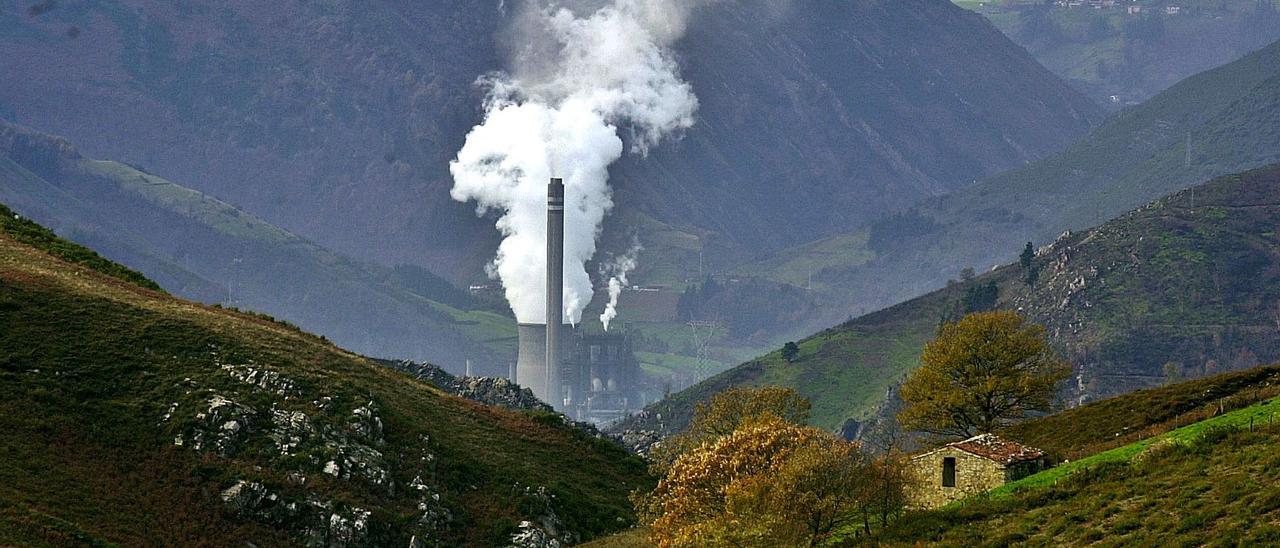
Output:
[{"xmin": 546, "ymin": 178, "xmax": 565, "ymax": 406}]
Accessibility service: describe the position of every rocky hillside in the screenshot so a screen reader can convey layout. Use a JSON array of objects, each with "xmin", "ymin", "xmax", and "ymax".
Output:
[
  {"xmin": 0, "ymin": 0, "xmax": 1101, "ymax": 283},
  {"xmin": 0, "ymin": 118, "xmax": 517, "ymax": 376},
  {"xmin": 0, "ymin": 204, "xmax": 648, "ymax": 546},
  {"xmin": 617, "ymin": 165, "xmax": 1280, "ymax": 434}
]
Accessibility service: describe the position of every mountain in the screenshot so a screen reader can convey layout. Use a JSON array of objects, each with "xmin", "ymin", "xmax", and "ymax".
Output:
[
  {"xmin": 0, "ymin": 119, "xmax": 516, "ymax": 376},
  {"xmin": 957, "ymin": 0, "xmax": 1280, "ymax": 108},
  {"xmin": 750, "ymin": 38, "xmax": 1280, "ymax": 330},
  {"xmin": 0, "ymin": 202, "xmax": 646, "ymax": 545},
  {"xmin": 617, "ymin": 164, "xmax": 1280, "ymax": 434},
  {"xmin": 0, "ymin": 0, "xmax": 1102, "ymax": 285}
]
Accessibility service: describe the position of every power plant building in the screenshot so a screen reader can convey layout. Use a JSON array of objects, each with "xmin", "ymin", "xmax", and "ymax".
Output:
[{"xmin": 512, "ymin": 178, "xmax": 642, "ymax": 424}]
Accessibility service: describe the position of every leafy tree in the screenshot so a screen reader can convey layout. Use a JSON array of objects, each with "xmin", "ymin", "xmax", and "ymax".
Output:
[
  {"xmin": 649, "ymin": 386, "xmax": 810, "ymax": 474},
  {"xmin": 962, "ymin": 281, "xmax": 999, "ymax": 314},
  {"xmin": 1020, "ymin": 241, "xmax": 1040, "ymax": 287},
  {"xmin": 856, "ymin": 451, "xmax": 911, "ymax": 535},
  {"xmin": 1163, "ymin": 361, "xmax": 1184, "ymax": 385},
  {"xmin": 781, "ymin": 341, "xmax": 800, "ymax": 363},
  {"xmin": 899, "ymin": 311, "xmax": 1071, "ymax": 438},
  {"xmin": 639, "ymin": 417, "xmax": 885, "ymax": 547}
]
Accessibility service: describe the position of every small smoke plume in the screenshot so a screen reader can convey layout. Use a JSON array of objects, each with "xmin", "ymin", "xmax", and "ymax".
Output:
[
  {"xmin": 450, "ymin": 0, "xmax": 703, "ymax": 324},
  {"xmin": 599, "ymin": 240, "xmax": 642, "ymax": 331}
]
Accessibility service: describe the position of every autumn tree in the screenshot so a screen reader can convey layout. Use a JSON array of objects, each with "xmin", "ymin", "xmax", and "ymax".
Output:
[
  {"xmin": 639, "ymin": 417, "xmax": 878, "ymax": 547},
  {"xmin": 898, "ymin": 311, "xmax": 1071, "ymax": 438},
  {"xmin": 649, "ymin": 385, "xmax": 810, "ymax": 474}
]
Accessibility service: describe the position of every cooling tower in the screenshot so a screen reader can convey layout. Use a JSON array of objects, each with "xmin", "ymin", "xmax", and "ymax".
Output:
[{"xmin": 516, "ymin": 323, "xmax": 549, "ymax": 400}]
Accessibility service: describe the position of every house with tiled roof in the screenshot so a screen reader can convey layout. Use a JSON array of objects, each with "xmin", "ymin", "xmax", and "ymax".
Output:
[{"xmin": 907, "ymin": 434, "xmax": 1049, "ymax": 509}]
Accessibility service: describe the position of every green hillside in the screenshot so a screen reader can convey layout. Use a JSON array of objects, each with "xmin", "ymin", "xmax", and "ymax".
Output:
[
  {"xmin": 617, "ymin": 165, "xmax": 1280, "ymax": 434},
  {"xmin": 0, "ymin": 119, "xmax": 517, "ymax": 376},
  {"xmin": 0, "ymin": 209, "xmax": 646, "ymax": 545},
  {"xmin": 865, "ymin": 370, "xmax": 1280, "ymax": 546}
]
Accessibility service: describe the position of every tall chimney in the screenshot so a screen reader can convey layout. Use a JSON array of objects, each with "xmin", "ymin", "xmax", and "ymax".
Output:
[{"xmin": 546, "ymin": 178, "xmax": 565, "ymax": 407}]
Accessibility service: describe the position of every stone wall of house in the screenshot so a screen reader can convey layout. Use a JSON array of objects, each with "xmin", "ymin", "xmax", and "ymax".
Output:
[
  {"xmin": 1005, "ymin": 458, "xmax": 1047, "ymax": 483},
  {"xmin": 907, "ymin": 447, "xmax": 1009, "ymax": 510}
]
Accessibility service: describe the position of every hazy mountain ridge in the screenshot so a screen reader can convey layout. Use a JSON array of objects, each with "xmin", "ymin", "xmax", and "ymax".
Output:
[
  {"xmin": 617, "ymin": 165, "xmax": 1280, "ymax": 434},
  {"xmin": 749, "ymin": 38, "xmax": 1280, "ymax": 332},
  {"xmin": 0, "ymin": 0, "xmax": 1101, "ymax": 286},
  {"xmin": 0, "ymin": 118, "xmax": 516, "ymax": 375}
]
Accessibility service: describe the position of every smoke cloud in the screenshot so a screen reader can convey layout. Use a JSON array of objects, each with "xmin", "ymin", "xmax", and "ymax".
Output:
[
  {"xmin": 450, "ymin": 0, "xmax": 702, "ymax": 324},
  {"xmin": 599, "ymin": 240, "xmax": 642, "ymax": 331}
]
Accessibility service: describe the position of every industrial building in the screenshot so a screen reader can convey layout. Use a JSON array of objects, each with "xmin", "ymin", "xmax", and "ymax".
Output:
[{"xmin": 513, "ymin": 178, "xmax": 642, "ymax": 424}]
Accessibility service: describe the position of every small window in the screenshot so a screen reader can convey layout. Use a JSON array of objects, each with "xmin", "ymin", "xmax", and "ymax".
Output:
[{"xmin": 942, "ymin": 457, "xmax": 956, "ymax": 488}]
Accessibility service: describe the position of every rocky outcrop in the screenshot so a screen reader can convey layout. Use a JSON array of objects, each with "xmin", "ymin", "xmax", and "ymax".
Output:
[
  {"xmin": 383, "ymin": 359, "xmax": 551, "ymax": 412},
  {"xmin": 163, "ymin": 349, "xmax": 450, "ymax": 546},
  {"xmin": 614, "ymin": 430, "xmax": 663, "ymax": 457}
]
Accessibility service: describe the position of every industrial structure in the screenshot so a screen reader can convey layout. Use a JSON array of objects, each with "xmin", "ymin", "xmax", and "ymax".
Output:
[
  {"xmin": 563, "ymin": 330, "xmax": 641, "ymax": 423},
  {"xmin": 512, "ymin": 178, "xmax": 643, "ymax": 424}
]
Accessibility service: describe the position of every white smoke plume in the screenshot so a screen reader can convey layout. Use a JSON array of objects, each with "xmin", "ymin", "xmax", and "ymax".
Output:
[
  {"xmin": 450, "ymin": 0, "xmax": 702, "ymax": 324},
  {"xmin": 599, "ymin": 240, "xmax": 642, "ymax": 331}
]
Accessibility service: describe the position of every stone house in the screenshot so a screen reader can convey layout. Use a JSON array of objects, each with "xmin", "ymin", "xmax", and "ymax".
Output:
[{"xmin": 907, "ymin": 434, "xmax": 1048, "ymax": 509}]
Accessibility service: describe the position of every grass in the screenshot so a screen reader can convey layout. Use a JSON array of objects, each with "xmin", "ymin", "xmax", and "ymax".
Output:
[
  {"xmin": 78, "ymin": 159, "xmax": 296, "ymax": 244},
  {"xmin": 1, "ymin": 128, "xmax": 523, "ymax": 373},
  {"xmin": 0, "ymin": 200, "xmax": 160, "ymax": 291},
  {"xmin": 993, "ymin": 396, "xmax": 1280, "ymax": 499},
  {"xmin": 862, "ymin": 407, "xmax": 1280, "ymax": 546},
  {"xmin": 0, "ymin": 219, "xmax": 649, "ymax": 544},
  {"xmin": 1004, "ymin": 364, "xmax": 1280, "ymax": 461},
  {"xmin": 732, "ymin": 231, "xmax": 876, "ymax": 290}
]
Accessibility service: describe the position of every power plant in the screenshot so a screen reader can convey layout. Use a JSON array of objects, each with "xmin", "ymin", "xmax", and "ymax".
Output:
[{"xmin": 512, "ymin": 178, "xmax": 645, "ymax": 423}]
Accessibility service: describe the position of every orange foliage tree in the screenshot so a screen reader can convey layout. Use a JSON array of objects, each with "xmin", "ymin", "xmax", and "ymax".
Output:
[{"xmin": 639, "ymin": 417, "xmax": 874, "ymax": 547}]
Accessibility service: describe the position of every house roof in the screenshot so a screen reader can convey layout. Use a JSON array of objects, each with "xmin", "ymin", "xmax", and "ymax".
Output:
[{"xmin": 917, "ymin": 434, "xmax": 1045, "ymax": 465}]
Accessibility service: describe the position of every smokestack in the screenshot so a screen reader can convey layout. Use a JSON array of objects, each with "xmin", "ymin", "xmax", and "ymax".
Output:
[{"xmin": 546, "ymin": 178, "xmax": 565, "ymax": 407}]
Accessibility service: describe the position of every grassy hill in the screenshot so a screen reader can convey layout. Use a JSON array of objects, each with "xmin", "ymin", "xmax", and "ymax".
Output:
[
  {"xmin": 592, "ymin": 363, "xmax": 1280, "ymax": 547},
  {"xmin": 0, "ymin": 119, "xmax": 517, "ymax": 376},
  {"xmin": 0, "ymin": 202, "xmax": 646, "ymax": 545},
  {"xmin": 862, "ymin": 366, "xmax": 1280, "ymax": 546},
  {"xmin": 616, "ymin": 164, "xmax": 1280, "ymax": 434}
]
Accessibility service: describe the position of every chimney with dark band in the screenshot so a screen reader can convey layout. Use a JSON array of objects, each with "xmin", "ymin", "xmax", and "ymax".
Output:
[{"xmin": 546, "ymin": 178, "xmax": 565, "ymax": 407}]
